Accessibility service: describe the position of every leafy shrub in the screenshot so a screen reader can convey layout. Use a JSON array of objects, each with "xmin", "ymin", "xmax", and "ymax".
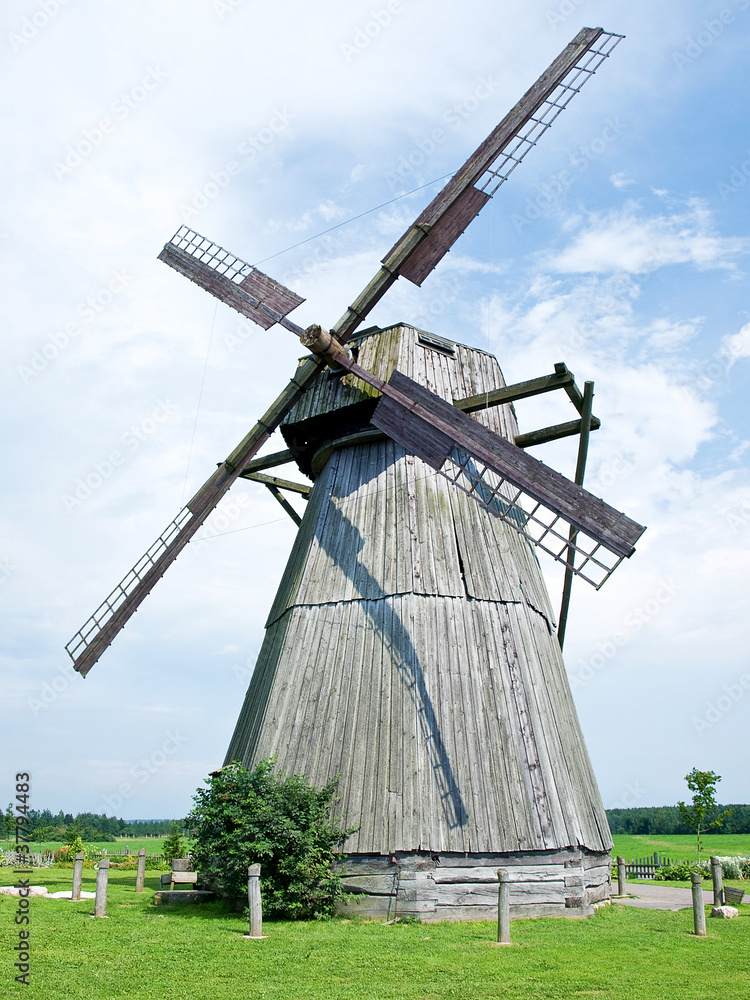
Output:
[
  {"xmin": 162, "ymin": 822, "xmax": 187, "ymax": 865},
  {"xmin": 654, "ymin": 862, "xmax": 710, "ymax": 881},
  {"xmin": 713, "ymin": 856, "xmax": 749, "ymax": 879},
  {"xmin": 187, "ymin": 759, "xmax": 356, "ymax": 919}
]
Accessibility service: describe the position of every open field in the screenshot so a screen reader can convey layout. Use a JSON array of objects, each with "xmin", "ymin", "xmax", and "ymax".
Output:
[
  {"xmin": 2, "ymin": 865, "xmax": 749, "ymax": 1000},
  {"xmin": 2, "ymin": 837, "xmax": 171, "ymax": 855},
  {"xmin": 611, "ymin": 833, "xmax": 750, "ymax": 861}
]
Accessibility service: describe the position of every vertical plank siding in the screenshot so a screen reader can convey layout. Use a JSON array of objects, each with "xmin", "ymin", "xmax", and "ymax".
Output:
[{"xmin": 225, "ymin": 325, "xmax": 611, "ymax": 910}]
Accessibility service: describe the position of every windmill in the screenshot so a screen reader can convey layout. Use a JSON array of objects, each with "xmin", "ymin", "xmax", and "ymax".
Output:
[{"xmin": 67, "ymin": 27, "xmax": 643, "ymax": 920}]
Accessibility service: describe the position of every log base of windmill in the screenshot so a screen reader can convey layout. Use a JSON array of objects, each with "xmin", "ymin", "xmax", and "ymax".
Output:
[{"xmin": 335, "ymin": 848, "xmax": 611, "ymax": 922}]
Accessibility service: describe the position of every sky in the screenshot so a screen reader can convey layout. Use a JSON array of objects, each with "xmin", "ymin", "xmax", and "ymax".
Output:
[{"xmin": 1, "ymin": 0, "xmax": 748, "ymax": 825}]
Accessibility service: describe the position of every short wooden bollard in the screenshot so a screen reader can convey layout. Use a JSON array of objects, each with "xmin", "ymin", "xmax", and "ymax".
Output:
[
  {"xmin": 496, "ymin": 868, "xmax": 510, "ymax": 945},
  {"xmin": 246, "ymin": 864, "xmax": 264, "ymax": 939},
  {"xmin": 690, "ymin": 871, "xmax": 706, "ymax": 937},
  {"xmin": 135, "ymin": 848, "xmax": 146, "ymax": 893},
  {"xmin": 94, "ymin": 859, "xmax": 109, "ymax": 918},
  {"xmin": 710, "ymin": 857, "xmax": 724, "ymax": 906},
  {"xmin": 616, "ymin": 856, "xmax": 626, "ymax": 896},
  {"xmin": 71, "ymin": 852, "xmax": 84, "ymax": 901}
]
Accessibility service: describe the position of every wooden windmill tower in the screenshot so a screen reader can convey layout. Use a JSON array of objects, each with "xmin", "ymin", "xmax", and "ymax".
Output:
[{"xmin": 67, "ymin": 28, "xmax": 644, "ymax": 920}]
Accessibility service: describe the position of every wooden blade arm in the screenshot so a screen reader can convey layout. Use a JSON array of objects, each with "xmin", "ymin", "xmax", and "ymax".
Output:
[
  {"xmin": 65, "ymin": 355, "xmax": 324, "ymax": 677},
  {"xmin": 330, "ymin": 28, "xmax": 621, "ymax": 339}
]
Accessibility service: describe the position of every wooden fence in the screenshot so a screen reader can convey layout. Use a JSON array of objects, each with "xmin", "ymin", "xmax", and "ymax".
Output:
[{"xmin": 623, "ymin": 853, "xmax": 679, "ymax": 879}]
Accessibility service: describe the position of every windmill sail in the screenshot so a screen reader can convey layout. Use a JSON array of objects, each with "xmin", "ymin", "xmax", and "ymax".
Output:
[
  {"xmin": 383, "ymin": 27, "xmax": 623, "ymax": 286},
  {"xmin": 158, "ymin": 228, "xmax": 305, "ymax": 333},
  {"xmin": 371, "ymin": 369, "xmax": 644, "ymax": 588},
  {"xmin": 65, "ymin": 355, "xmax": 324, "ymax": 676},
  {"xmin": 330, "ymin": 27, "xmax": 622, "ymax": 343}
]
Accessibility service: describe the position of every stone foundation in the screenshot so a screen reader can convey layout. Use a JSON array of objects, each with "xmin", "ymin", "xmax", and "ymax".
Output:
[{"xmin": 335, "ymin": 848, "xmax": 611, "ymax": 921}]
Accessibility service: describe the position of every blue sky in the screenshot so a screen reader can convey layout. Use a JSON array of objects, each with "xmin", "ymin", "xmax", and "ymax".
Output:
[{"xmin": 1, "ymin": 0, "xmax": 748, "ymax": 822}]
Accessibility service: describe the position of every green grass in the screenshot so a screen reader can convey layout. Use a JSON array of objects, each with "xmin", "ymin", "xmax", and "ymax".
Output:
[
  {"xmin": 611, "ymin": 833, "xmax": 750, "ymax": 861},
  {"xmin": 2, "ymin": 866, "xmax": 749, "ymax": 999},
  {"xmin": 3, "ymin": 837, "xmax": 170, "ymax": 855}
]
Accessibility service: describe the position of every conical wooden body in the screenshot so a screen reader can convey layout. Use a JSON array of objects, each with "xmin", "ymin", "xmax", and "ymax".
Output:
[{"xmin": 226, "ymin": 325, "xmax": 612, "ymax": 917}]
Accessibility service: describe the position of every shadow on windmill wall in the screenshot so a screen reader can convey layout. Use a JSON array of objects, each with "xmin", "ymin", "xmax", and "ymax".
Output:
[{"xmin": 319, "ymin": 484, "xmax": 467, "ymax": 832}]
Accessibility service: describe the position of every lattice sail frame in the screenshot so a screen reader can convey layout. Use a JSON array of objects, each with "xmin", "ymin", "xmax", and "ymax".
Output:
[
  {"xmin": 439, "ymin": 449, "xmax": 623, "ymax": 589},
  {"xmin": 65, "ymin": 506, "xmax": 193, "ymax": 665},
  {"xmin": 168, "ymin": 226, "xmax": 257, "ymax": 283},
  {"xmin": 476, "ymin": 32, "xmax": 623, "ymax": 197},
  {"xmin": 158, "ymin": 227, "xmax": 305, "ymax": 331}
]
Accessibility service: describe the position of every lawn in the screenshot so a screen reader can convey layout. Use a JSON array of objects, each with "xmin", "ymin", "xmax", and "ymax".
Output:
[
  {"xmin": 3, "ymin": 837, "xmax": 170, "ymax": 855},
  {"xmin": 611, "ymin": 833, "xmax": 750, "ymax": 861},
  {"xmin": 1, "ymin": 865, "xmax": 749, "ymax": 1000}
]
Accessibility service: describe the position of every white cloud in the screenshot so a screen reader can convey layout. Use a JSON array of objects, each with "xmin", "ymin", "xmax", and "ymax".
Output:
[
  {"xmin": 610, "ymin": 172, "xmax": 634, "ymax": 190},
  {"xmin": 548, "ymin": 199, "xmax": 747, "ymax": 275},
  {"xmin": 721, "ymin": 321, "xmax": 750, "ymax": 369}
]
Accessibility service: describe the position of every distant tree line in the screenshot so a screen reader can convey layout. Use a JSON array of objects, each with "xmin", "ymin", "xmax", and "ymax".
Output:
[
  {"xmin": 2, "ymin": 807, "xmax": 183, "ymax": 843},
  {"xmin": 606, "ymin": 804, "xmax": 750, "ymax": 835}
]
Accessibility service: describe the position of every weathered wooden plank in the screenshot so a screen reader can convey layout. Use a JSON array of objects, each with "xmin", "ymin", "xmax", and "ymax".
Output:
[
  {"xmin": 240, "ymin": 471, "xmax": 311, "ymax": 496},
  {"xmin": 454, "ymin": 370, "xmax": 574, "ymax": 413},
  {"xmin": 433, "ymin": 865, "xmax": 569, "ymax": 884},
  {"xmin": 398, "ymin": 187, "xmax": 490, "ymax": 285},
  {"xmin": 514, "ymin": 417, "xmax": 600, "ymax": 449},
  {"xmin": 159, "ymin": 243, "xmax": 303, "ymax": 331},
  {"xmin": 243, "ymin": 449, "xmax": 295, "ymax": 473},
  {"xmin": 340, "ymin": 875, "xmax": 398, "ymax": 895}
]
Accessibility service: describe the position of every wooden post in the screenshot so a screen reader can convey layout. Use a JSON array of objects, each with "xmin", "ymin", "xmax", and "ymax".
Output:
[
  {"xmin": 71, "ymin": 852, "xmax": 84, "ymax": 901},
  {"xmin": 94, "ymin": 859, "xmax": 109, "ymax": 918},
  {"xmin": 710, "ymin": 857, "xmax": 724, "ymax": 906},
  {"xmin": 690, "ymin": 871, "xmax": 706, "ymax": 937},
  {"xmin": 496, "ymin": 868, "xmax": 510, "ymax": 944},
  {"xmin": 136, "ymin": 848, "xmax": 146, "ymax": 893},
  {"xmin": 616, "ymin": 856, "xmax": 626, "ymax": 896},
  {"xmin": 247, "ymin": 864, "xmax": 263, "ymax": 938}
]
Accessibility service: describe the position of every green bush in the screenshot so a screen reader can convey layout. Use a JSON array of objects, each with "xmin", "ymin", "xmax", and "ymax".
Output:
[
  {"xmin": 187, "ymin": 759, "xmax": 356, "ymax": 919},
  {"xmin": 654, "ymin": 861, "xmax": 710, "ymax": 881},
  {"xmin": 162, "ymin": 822, "xmax": 186, "ymax": 864}
]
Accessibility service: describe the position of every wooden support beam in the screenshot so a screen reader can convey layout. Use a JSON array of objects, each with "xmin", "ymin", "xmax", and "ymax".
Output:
[
  {"xmin": 241, "ymin": 471, "xmax": 311, "ymax": 497},
  {"xmin": 514, "ymin": 415, "xmax": 601, "ymax": 449},
  {"xmin": 453, "ymin": 369, "xmax": 575, "ymax": 413},
  {"xmin": 558, "ymin": 381, "xmax": 594, "ymax": 650},
  {"xmin": 265, "ymin": 483, "xmax": 302, "ymax": 527},
  {"xmin": 241, "ymin": 449, "xmax": 295, "ymax": 473}
]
